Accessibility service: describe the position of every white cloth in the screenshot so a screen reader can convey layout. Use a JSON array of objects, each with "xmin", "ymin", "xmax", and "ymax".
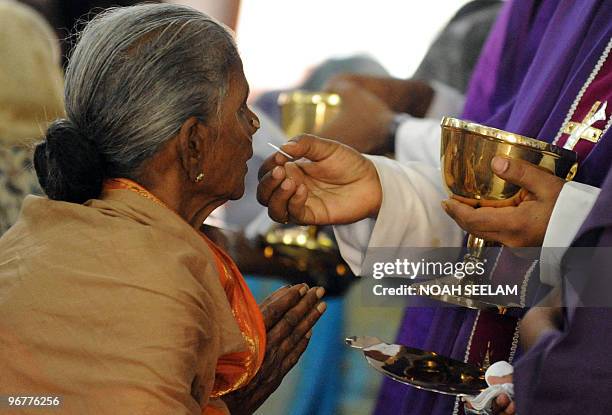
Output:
[{"xmin": 539, "ymin": 181, "xmax": 601, "ymax": 286}]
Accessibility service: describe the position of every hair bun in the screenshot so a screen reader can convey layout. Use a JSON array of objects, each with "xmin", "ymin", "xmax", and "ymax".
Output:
[{"xmin": 34, "ymin": 119, "xmax": 105, "ymax": 203}]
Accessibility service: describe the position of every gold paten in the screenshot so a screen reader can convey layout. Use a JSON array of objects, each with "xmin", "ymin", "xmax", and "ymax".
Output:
[
  {"xmin": 277, "ymin": 90, "xmax": 342, "ymax": 138},
  {"xmin": 346, "ymin": 336, "xmax": 487, "ymax": 396}
]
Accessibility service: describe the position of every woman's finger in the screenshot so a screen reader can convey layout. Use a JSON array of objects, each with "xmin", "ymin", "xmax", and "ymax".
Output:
[
  {"xmin": 286, "ymin": 301, "xmax": 326, "ymax": 346},
  {"xmin": 280, "ymin": 336, "xmax": 310, "ymax": 375},
  {"xmin": 266, "ymin": 287, "xmax": 324, "ymax": 348},
  {"xmin": 260, "ymin": 284, "xmax": 308, "ymax": 330}
]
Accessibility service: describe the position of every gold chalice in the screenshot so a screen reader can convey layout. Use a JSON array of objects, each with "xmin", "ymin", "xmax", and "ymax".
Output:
[{"xmin": 434, "ymin": 117, "xmax": 578, "ymax": 310}]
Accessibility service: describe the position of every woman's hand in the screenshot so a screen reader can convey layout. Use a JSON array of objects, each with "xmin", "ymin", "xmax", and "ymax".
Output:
[
  {"xmin": 442, "ymin": 156, "xmax": 566, "ymax": 247},
  {"xmin": 222, "ymin": 284, "xmax": 326, "ymax": 414},
  {"xmin": 257, "ymin": 135, "xmax": 382, "ymax": 225}
]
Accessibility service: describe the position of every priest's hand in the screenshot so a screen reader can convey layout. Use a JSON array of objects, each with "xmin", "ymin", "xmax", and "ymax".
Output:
[
  {"xmin": 222, "ymin": 284, "xmax": 326, "ymax": 415},
  {"xmin": 519, "ymin": 286, "xmax": 563, "ymax": 350},
  {"xmin": 318, "ymin": 78, "xmax": 394, "ymax": 154},
  {"xmin": 488, "ymin": 375, "xmax": 516, "ymax": 415},
  {"xmin": 442, "ymin": 156, "xmax": 565, "ymax": 247},
  {"xmin": 324, "ymin": 73, "xmax": 434, "ymax": 116},
  {"xmin": 489, "ymin": 374, "xmax": 515, "ymax": 415},
  {"xmin": 465, "ymin": 374, "xmax": 515, "ymax": 415},
  {"xmin": 257, "ymin": 135, "xmax": 382, "ymax": 225}
]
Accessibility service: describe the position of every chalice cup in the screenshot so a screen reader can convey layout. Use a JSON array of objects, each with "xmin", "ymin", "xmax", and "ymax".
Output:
[{"xmin": 438, "ymin": 117, "xmax": 578, "ymax": 309}]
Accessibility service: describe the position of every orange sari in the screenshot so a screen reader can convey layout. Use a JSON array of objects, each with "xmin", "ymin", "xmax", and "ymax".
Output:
[{"xmin": 104, "ymin": 179, "xmax": 266, "ymax": 413}]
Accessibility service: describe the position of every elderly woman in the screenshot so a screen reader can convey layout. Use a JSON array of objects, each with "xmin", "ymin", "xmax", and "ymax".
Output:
[{"xmin": 0, "ymin": 4, "xmax": 325, "ymax": 414}]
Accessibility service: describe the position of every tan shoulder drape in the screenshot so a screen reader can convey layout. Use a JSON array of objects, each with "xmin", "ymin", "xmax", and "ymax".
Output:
[{"xmin": 0, "ymin": 191, "xmax": 247, "ymax": 414}]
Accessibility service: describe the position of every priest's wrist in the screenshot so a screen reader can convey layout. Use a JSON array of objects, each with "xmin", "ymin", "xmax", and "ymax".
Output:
[
  {"xmin": 385, "ymin": 113, "xmax": 413, "ymax": 154},
  {"xmin": 395, "ymin": 79, "xmax": 434, "ymax": 117}
]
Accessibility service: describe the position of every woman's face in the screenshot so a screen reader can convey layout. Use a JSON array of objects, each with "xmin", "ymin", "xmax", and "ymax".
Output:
[{"xmin": 199, "ymin": 64, "xmax": 259, "ymax": 201}]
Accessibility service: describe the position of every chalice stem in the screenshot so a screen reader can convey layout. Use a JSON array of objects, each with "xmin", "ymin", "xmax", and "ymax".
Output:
[{"xmin": 465, "ymin": 234, "xmax": 488, "ymax": 261}]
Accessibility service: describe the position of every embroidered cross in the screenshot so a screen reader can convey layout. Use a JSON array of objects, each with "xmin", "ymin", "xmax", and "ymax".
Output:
[{"xmin": 562, "ymin": 101, "xmax": 608, "ymax": 150}]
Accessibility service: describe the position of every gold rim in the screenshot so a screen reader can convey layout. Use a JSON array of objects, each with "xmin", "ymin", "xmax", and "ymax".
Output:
[
  {"xmin": 441, "ymin": 117, "xmax": 576, "ymax": 160},
  {"xmin": 278, "ymin": 90, "xmax": 342, "ymax": 106}
]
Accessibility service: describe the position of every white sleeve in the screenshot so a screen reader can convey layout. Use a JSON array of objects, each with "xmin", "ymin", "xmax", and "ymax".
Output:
[
  {"xmin": 427, "ymin": 80, "xmax": 466, "ymax": 119},
  {"xmin": 539, "ymin": 181, "xmax": 601, "ymax": 286},
  {"xmin": 395, "ymin": 118, "xmax": 442, "ymax": 168},
  {"xmin": 334, "ymin": 155, "xmax": 465, "ymax": 275},
  {"xmin": 394, "ymin": 81, "xmax": 465, "ymax": 168}
]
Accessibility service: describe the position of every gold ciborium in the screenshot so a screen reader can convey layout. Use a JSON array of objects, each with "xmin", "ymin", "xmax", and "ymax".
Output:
[
  {"xmin": 257, "ymin": 91, "xmax": 350, "ymax": 284},
  {"xmin": 268, "ymin": 91, "xmax": 344, "ymax": 252},
  {"xmin": 436, "ymin": 117, "xmax": 578, "ymax": 309}
]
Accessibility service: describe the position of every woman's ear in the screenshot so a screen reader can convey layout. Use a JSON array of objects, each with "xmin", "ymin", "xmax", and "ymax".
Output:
[{"xmin": 176, "ymin": 116, "xmax": 210, "ymax": 182}]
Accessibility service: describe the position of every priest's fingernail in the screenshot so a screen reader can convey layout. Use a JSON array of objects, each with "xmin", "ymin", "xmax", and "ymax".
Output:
[
  {"xmin": 491, "ymin": 156, "xmax": 509, "ymax": 174},
  {"xmin": 441, "ymin": 201, "xmax": 449, "ymax": 212},
  {"xmin": 306, "ymin": 330, "xmax": 313, "ymax": 339},
  {"xmin": 317, "ymin": 302, "xmax": 327, "ymax": 313},
  {"xmin": 316, "ymin": 287, "xmax": 325, "ymax": 299},
  {"xmin": 296, "ymin": 184, "xmax": 306, "ymax": 196},
  {"xmin": 284, "ymin": 140, "xmax": 298, "ymax": 148},
  {"xmin": 299, "ymin": 285, "xmax": 308, "ymax": 296},
  {"xmin": 272, "ymin": 166, "xmax": 285, "ymax": 180},
  {"xmin": 281, "ymin": 178, "xmax": 293, "ymax": 190}
]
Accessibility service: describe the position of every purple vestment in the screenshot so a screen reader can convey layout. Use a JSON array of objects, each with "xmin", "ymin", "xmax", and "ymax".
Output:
[
  {"xmin": 513, "ymin": 168, "xmax": 612, "ymax": 414},
  {"xmin": 375, "ymin": 1, "xmax": 612, "ymax": 414}
]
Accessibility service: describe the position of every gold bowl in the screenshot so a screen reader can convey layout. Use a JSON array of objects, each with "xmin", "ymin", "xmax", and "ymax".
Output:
[
  {"xmin": 441, "ymin": 117, "xmax": 578, "ymax": 207},
  {"xmin": 277, "ymin": 90, "xmax": 342, "ymax": 138}
]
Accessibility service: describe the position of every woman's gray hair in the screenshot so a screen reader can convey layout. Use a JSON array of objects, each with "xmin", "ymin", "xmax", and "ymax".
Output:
[{"xmin": 34, "ymin": 3, "xmax": 240, "ymax": 203}]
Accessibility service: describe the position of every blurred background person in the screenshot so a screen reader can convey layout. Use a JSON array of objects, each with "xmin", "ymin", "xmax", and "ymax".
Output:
[{"xmin": 0, "ymin": 0, "xmax": 64, "ymax": 235}]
